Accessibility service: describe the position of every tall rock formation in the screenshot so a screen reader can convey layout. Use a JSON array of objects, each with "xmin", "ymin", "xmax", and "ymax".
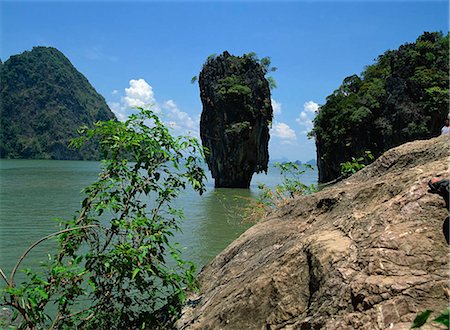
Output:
[
  {"xmin": 199, "ymin": 52, "xmax": 273, "ymax": 188},
  {"xmin": 0, "ymin": 46, "xmax": 116, "ymax": 160},
  {"xmin": 312, "ymin": 32, "xmax": 449, "ymax": 183},
  {"xmin": 177, "ymin": 135, "xmax": 449, "ymax": 329}
]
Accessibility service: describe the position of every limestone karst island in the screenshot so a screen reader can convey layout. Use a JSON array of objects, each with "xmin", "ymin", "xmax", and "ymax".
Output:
[
  {"xmin": 1, "ymin": 2, "xmax": 449, "ymax": 329},
  {"xmin": 198, "ymin": 51, "xmax": 273, "ymax": 188}
]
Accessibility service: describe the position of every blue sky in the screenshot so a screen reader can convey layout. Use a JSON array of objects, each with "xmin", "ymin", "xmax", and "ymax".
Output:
[{"xmin": 1, "ymin": 1, "xmax": 448, "ymax": 161}]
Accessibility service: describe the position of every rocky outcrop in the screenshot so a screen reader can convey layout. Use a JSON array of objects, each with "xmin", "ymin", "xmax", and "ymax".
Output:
[
  {"xmin": 199, "ymin": 52, "xmax": 273, "ymax": 188},
  {"xmin": 313, "ymin": 32, "xmax": 449, "ymax": 183},
  {"xmin": 177, "ymin": 135, "xmax": 449, "ymax": 329}
]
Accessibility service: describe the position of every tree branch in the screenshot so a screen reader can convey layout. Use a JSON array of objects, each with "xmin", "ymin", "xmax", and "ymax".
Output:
[
  {"xmin": 9, "ymin": 225, "xmax": 99, "ymax": 286},
  {"xmin": 0, "ymin": 267, "xmax": 8, "ymax": 285}
]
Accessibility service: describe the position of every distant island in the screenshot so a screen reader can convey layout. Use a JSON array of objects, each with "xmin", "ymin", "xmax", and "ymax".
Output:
[
  {"xmin": 0, "ymin": 46, "xmax": 115, "ymax": 160},
  {"xmin": 269, "ymin": 159, "xmax": 317, "ymax": 166}
]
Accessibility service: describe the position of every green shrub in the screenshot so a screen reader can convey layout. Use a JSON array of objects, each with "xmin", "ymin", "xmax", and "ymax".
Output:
[
  {"xmin": 0, "ymin": 108, "xmax": 206, "ymax": 329},
  {"xmin": 242, "ymin": 162, "xmax": 317, "ymax": 222},
  {"xmin": 340, "ymin": 151, "xmax": 374, "ymax": 177}
]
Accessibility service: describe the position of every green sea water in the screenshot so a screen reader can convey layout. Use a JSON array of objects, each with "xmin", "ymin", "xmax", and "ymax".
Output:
[{"xmin": 0, "ymin": 159, "xmax": 317, "ymax": 284}]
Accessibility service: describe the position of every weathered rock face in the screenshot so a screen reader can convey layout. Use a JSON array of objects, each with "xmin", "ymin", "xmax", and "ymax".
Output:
[
  {"xmin": 199, "ymin": 51, "xmax": 273, "ymax": 188},
  {"xmin": 177, "ymin": 135, "xmax": 449, "ymax": 329}
]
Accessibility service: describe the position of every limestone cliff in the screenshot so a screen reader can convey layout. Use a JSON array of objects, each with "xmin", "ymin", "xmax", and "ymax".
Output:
[
  {"xmin": 177, "ymin": 135, "xmax": 449, "ymax": 329},
  {"xmin": 312, "ymin": 32, "xmax": 449, "ymax": 183},
  {"xmin": 199, "ymin": 52, "xmax": 273, "ymax": 188}
]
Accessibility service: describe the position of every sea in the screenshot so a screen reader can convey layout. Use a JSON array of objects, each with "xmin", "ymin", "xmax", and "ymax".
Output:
[{"xmin": 0, "ymin": 159, "xmax": 317, "ymax": 285}]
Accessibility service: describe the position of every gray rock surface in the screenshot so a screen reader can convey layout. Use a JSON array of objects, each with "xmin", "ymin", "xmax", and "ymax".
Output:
[{"xmin": 177, "ymin": 135, "xmax": 449, "ymax": 329}]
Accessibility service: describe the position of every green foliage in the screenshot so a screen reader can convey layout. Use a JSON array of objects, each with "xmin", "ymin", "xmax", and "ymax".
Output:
[
  {"xmin": 201, "ymin": 51, "xmax": 277, "ymax": 92},
  {"xmin": 312, "ymin": 31, "xmax": 449, "ymax": 182},
  {"xmin": 340, "ymin": 151, "xmax": 374, "ymax": 177},
  {"xmin": 242, "ymin": 162, "xmax": 317, "ymax": 222},
  {"xmin": 411, "ymin": 308, "xmax": 449, "ymax": 329},
  {"xmin": 259, "ymin": 56, "xmax": 277, "ymax": 75},
  {"xmin": 217, "ymin": 76, "xmax": 252, "ymax": 100},
  {"xmin": 247, "ymin": 53, "xmax": 277, "ymax": 90},
  {"xmin": 266, "ymin": 76, "xmax": 277, "ymax": 90},
  {"xmin": 0, "ymin": 46, "xmax": 116, "ymax": 160},
  {"xmin": 197, "ymin": 51, "xmax": 276, "ymax": 117},
  {"xmin": 190, "ymin": 54, "xmax": 217, "ymax": 84},
  {"xmin": 225, "ymin": 121, "xmax": 251, "ymax": 135},
  {"xmin": 244, "ymin": 51, "xmax": 258, "ymax": 61},
  {"xmin": 276, "ymin": 162, "xmax": 316, "ymax": 193},
  {"xmin": 205, "ymin": 53, "xmax": 217, "ymax": 64},
  {"xmin": 433, "ymin": 309, "xmax": 449, "ymax": 328},
  {"xmin": 0, "ymin": 108, "xmax": 206, "ymax": 329},
  {"xmin": 411, "ymin": 310, "xmax": 434, "ymax": 328}
]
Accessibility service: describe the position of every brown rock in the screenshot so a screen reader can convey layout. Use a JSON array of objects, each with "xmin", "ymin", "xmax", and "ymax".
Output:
[{"xmin": 177, "ymin": 135, "xmax": 449, "ymax": 330}]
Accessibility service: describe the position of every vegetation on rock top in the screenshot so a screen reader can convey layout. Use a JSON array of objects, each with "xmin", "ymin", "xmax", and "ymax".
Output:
[
  {"xmin": 198, "ymin": 51, "xmax": 274, "ymax": 188},
  {"xmin": 311, "ymin": 31, "xmax": 449, "ymax": 183}
]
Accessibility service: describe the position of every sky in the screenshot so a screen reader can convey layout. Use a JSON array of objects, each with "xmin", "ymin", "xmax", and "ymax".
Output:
[{"xmin": 1, "ymin": 0, "xmax": 448, "ymax": 162}]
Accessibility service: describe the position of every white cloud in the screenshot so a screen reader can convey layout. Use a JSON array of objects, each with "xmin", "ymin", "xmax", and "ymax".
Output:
[
  {"xmin": 271, "ymin": 122, "xmax": 297, "ymax": 144},
  {"xmin": 123, "ymin": 79, "xmax": 157, "ymax": 109},
  {"xmin": 109, "ymin": 78, "xmax": 160, "ymax": 122},
  {"xmin": 271, "ymin": 98, "xmax": 281, "ymax": 115},
  {"xmin": 162, "ymin": 100, "xmax": 198, "ymax": 135},
  {"xmin": 303, "ymin": 100, "xmax": 319, "ymax": 114},
  {"xmin": 108, "ymin": 79, "xmax": 199, "ymax": 138},
  {"xmin": 299, "ymin": 112, "xmax": 308, "ymax": 120},
  {"xmin": 296, "ymin": 100, "xmax": 319, "ymax": 134},
  {"xmin": 109, "ymin": 101, "xmax": 127, "ymax": 122}
]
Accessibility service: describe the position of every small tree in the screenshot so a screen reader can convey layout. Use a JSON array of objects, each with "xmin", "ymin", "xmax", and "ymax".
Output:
[
  {"xmin": 242, "ymin": 162, "xmax": 317, "ymax": 223},
  {"xmin": 0, "ymin": 108, "xmax": 206, "ymax": 329},
  {"xmin": 257, "ymin": 162, "xmax": 317, "ymax": 208}
]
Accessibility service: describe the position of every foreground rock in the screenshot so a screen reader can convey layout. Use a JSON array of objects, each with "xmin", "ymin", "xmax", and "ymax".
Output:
[
  {"xmin": 177, "ymin": 135, "xmax": 449, "ymax": 329},
  {"xmin": 198, "ymin": 51, "xmax": 273, "ymax": 188}
]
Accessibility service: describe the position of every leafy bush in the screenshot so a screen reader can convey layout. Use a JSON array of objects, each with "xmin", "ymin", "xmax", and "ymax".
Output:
[
  {"xmin": 217, "ymin": 76, "xmax": 252, "ymax": 99},
  {"xmin": 0, "ymin": 108, "xmax": 206, "ymax": 329},
  {"xmin": 242, "ymin": 162, "xmax": 317, "ymax": 222},
  {"xmin": 225, "ymin": 121, "xmax": 251, "ymax": 135},
  {"xmin": 340, "ymin": 151, "xmax": 374, "ymax": 177}
]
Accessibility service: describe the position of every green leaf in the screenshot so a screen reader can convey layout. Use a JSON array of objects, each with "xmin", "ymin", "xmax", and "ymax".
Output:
[
  {"xmin": 433, "ymin": 309, "xmax": 449, "ymax": 328},
  {"xmin": 87, "ymin": 279, "xmax": 96, "ymax": 290},
  {"xmin": 132, "ymin": 268, "xmax": 140, "ymax": 280},
  {"xmin": 28, "ymin": 296, "xmax": 38, "ymax": 308},
  {"xmin": 35, "ymin": 287, "xmax": 49, "ymax": 300},
  {"xmin": 411, "ymin": 310, "xmax": 433, "ymax": 328}
]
